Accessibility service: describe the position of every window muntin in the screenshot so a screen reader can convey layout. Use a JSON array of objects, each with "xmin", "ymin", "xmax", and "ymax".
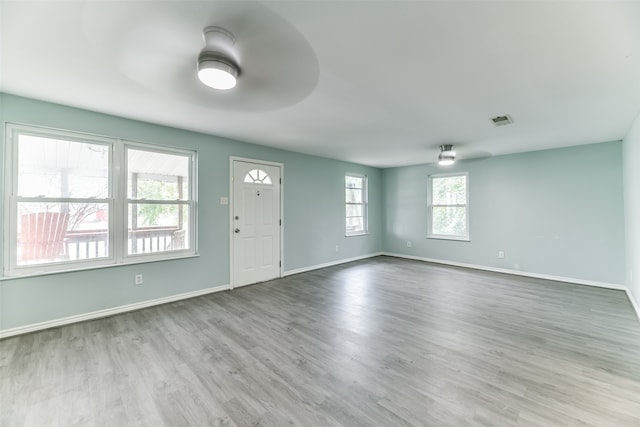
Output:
[
  {"xmin": 428, "ymin": 173, "xmax": 469, "ymax": 240},
  {"xmin": 4, "ymin": 124, "xmax": 197, "ymax": 276},
  {"xmin": 345, "ymin": 173, "xmax": 368, "ymax": 236}
]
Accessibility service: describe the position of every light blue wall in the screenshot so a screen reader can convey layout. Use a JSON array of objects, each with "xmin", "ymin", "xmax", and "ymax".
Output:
[
  {"xmin": 0, "ymin": 92, "xmax": 631, "ymax": 333},
  {"xmin": 623, "ymin": 110, "xmax": 640, "ymax": 309},
  {"xmin": 382, "ymin": 142, "xmax": 626, "ymax": 285},
  {"xmin": 0, "ymin": 94, "xmax": 382, "ymax": 331}
]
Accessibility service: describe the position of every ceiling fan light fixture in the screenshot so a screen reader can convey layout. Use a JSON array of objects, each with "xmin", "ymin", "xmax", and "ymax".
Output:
[
  {"xmin": 197, "ymin": 57, "xmax": 238, "ymax": 90},
  {"xmin": 438, "ymin": 144, "xmax": 456, "ymax": 166},
  {"xmin": 197, "ymin": 27, "xmax": 239, "ymax": 91}
]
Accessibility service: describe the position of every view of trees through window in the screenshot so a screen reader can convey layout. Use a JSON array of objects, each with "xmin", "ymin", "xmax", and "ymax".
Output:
[
  {"xmin": 430, "ymin": 174, "xmax": 468, "ymax": 238},
  {"xmin": 345, "ymin": 174, "xmax": 367, "ymax": 235},
  {"xmin": 134, "ymin": 176, "xmax": 181, "ymax": 226},
  {"xmin": 127, "ymin": 148, "xmax": 190, "ymax": 255}
]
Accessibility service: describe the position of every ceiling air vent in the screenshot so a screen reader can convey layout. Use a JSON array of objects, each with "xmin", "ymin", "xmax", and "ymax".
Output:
[{"xmin": 490, "ymin": 115, "xmax": 513, "ymax": 126}]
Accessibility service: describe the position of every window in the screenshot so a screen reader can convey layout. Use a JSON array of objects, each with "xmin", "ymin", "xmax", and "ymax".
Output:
[
  {"xmin": 4, "ymin": 123, "xmax": 197, "ymax": 276},
  {"xmin": 244, "ymin": 168, "xmax": 272, "ymax": 184},
  {"xmin": 428, "ymin": 172, "xmax": 469, "ymax": 240},
  {"xmin": 345, "ymin": 173, "xmax": 368, "ymax": 236},
  {"xmin": 126, "ymin": 147, "xmax": 193, "ymax": 256}
]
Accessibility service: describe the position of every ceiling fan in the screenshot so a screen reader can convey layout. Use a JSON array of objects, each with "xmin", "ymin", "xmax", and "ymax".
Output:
[
  {"xmin": 196, "ymin": 26, "xmax": 240, "ymax": 91},
  {"xmin": 83, "ymin": 0, "xmax": 319, "ymax": 112}
]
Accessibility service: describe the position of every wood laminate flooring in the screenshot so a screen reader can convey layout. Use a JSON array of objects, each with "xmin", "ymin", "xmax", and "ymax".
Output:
[{"xmin": 2, "ymin": 256, "xmax": 640, "ymax": 426}]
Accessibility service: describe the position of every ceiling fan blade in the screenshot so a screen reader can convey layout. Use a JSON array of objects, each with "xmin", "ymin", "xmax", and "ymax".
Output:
[{"xmin": 82, "ymin": 1, "xmax": 319, "ymax": 112}]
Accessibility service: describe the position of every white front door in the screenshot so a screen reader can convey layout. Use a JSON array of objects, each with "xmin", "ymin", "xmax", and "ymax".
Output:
[{"xmin": 232, "ymin": 159, "xmax": 282, "ymax": 288}]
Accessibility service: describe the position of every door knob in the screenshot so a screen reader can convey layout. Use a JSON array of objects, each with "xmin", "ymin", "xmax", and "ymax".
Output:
[{"xmin": 234, "ymin": 228, "xmax": 240, "ymax": 233}]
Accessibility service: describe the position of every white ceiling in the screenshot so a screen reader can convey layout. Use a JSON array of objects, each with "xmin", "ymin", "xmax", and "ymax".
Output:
[{"xmin": 2, "ymin": 1, "xmax": 640, "ymax": 168}]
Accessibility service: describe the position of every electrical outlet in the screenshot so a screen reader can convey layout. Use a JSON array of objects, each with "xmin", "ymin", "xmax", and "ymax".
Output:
[
  {"xmin": 335, "ymin": 245, "xmax": 339, "ymax": 252},
  {"xmin": 135, "ymin": 274, "xmax": 143, "ymax": 285},
  {"xmin": 407, "ymin": 241, "xmax": 412, "ymax": 248},
  {"xmin": 498, "ymin": 251, "xmax": 505, "ymax": 259}
]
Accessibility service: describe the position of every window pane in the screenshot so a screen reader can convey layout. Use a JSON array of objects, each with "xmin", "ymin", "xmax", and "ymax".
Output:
[
  {"xmin": 244, "ymin": 169, "xmax": 272, "ymax": 185},
  {"xmin": 346, "ymin": 175, "xmax": 363, "ymax": 189},
  {"xmin": 128, "ymin": 203, "xmax": 189, "ymax": 254},
  {"xmin": 18, "ymin": 134, "xmax": 109, "ymax": 198},
  {"xmin": 345, "ymin": 174, "xmax": 367, "ymax": 235},
  {"xmin": 432, "ymin": 206, "xmax": 467, "ymax": 236},
  {"xmin": 346, "ymin": 217, "xmax": 364, "ymax": 232},
  {"xmin": 433, "ymin": 176, "xmax": 466, "ymax": 205},
  {"xmin": 17, "ymin": 202, "xmax": 109, "ymax": 265},
  {"xmin": 7, "ymin": 125, "xmax": 198, "ymax": 275},
  {"xmin": 346, "ymin": 204, "xmax": 363, "ymax": 218},
  {"xmin": 128, "ymin": 149, "xmax": 189, "ymax": 200},
  {"xmin": 346, "ymin": 188, "xmax": 362, "ymax": 203}
]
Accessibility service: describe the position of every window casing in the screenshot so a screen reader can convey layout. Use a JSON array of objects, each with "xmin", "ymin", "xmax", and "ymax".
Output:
[
  {"xmin": 345, "ymin": 173, "xmax": 368, "ymax": 236},
  {"xmin": 428, "ymin": 172, "xmax": 469, "ymax": 241},
  {"xmin": 4, "ymin": 123, "xmax": 197, "ymax": 276}
]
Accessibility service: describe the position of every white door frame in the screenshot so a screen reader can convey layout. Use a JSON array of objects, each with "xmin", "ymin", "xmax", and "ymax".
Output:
[{"xmin": 229, "ymin": 156, "xmax": 284, "ymax": 289}]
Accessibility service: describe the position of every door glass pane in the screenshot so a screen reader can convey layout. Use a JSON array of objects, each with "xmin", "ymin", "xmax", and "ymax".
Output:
[
  {"xmin": 17, "ymin": 202, "xmax": 109, "ymax": 265},
  {"xmin": 244, "ymin": 169, "xmax": 272, "ymax": 184},
  {"xmin": 18, "ymin": 134, "xmax": 109, "ymax": 198}
]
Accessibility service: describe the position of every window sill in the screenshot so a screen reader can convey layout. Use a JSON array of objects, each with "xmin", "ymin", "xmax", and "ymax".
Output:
[
  {"xmin": 427, "ymin": 235, "xmax": 470, "ymax": 242},
  {"xmin": 1, "ymin": 253, "xmax": 200, "ymax": 281},
  {"xmin": 345, "ymin": 232, "xmax": 369, "ymax": 237}
]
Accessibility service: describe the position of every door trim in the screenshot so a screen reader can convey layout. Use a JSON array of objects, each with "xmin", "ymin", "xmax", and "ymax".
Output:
[{"xmin": 229, "ymin": 156, "xmax": 284, "ymax": 289}]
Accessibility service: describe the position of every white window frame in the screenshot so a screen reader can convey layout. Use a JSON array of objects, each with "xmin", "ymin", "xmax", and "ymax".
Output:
[
  {"xmin": 3, "ymin": 123, "xmax": 198, "ymax": 277},
  {"xmin": 123, "ymin": 141, "xmax": 197, "ymax": 260},
  {"xmin": 427, "ymin": 172, "xmax": 470, "ymax": 241},
  {"xmin": 345, "ymin": 172, "xmax": 368, "ymax": 237}
]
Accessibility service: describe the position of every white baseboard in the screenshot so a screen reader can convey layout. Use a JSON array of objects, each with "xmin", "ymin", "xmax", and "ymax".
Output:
[
  {"xmin": 626, "ymin": 289, "xmax": 640, "ymax": 323},
  {"xmin": 381, "ymin": 252, "xmax": 626, "ymax": 291},
  {"xmin": 283, "ymin": 252, "xmax": 383, "ymax": 277},
  {"xmin": 0, "ymin": 284, "xmax": 230, "ymax": 339},
  {"xmin": 2, "ymin": 251, "xmax": 381, "ymax": 339},
  {"xmin": 5, "ymin": 253, "xmax": 636, "ymax": 338}
]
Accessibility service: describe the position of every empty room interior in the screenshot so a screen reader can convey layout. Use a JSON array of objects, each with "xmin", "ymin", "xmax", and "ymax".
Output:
[{"xmin": 1, "ymin": 1, "xmax": 640, "ymax": 426}]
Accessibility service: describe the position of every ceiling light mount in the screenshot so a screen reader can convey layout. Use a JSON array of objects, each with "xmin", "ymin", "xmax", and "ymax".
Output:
[
  {"xmin": 197, "ymin": 26, "xmax": 239, "ymax": 90},
  {"xmin": 202, "ymin": 26, "xmax": 236, "ymax": 50},
  {"xmin": 438, "ymin": 144, "xmax": 456, "ymax": 166}
]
